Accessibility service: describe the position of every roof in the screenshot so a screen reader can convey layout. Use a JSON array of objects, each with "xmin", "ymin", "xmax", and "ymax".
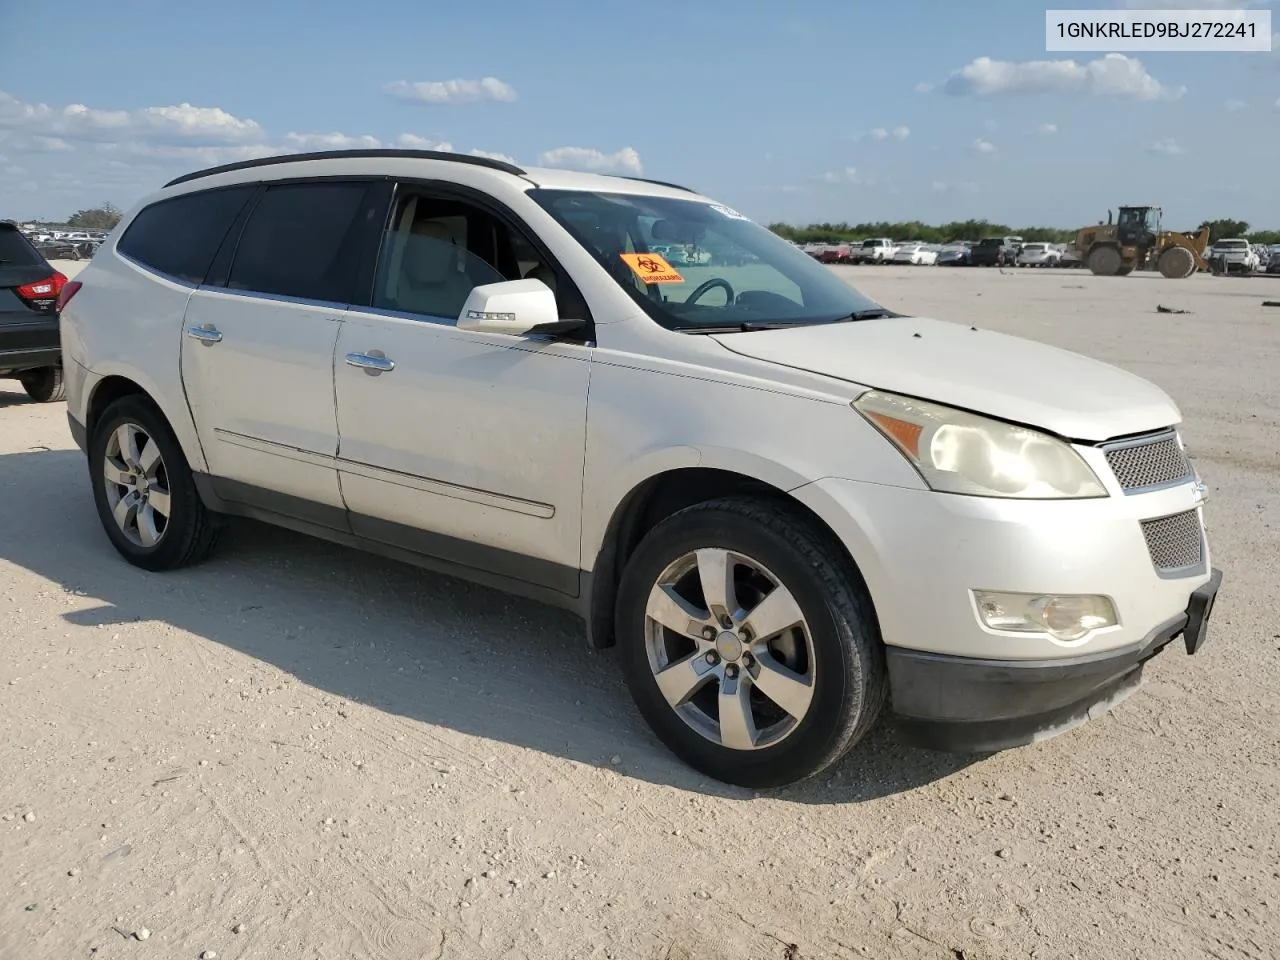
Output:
[{"xmin": 160, "ymin": 148, "xmax": 700, "ymax": 200}]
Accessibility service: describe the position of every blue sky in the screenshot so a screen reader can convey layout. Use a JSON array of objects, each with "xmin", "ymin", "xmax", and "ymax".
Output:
[{"xmin": 1, "ymin": 0, "xmax": 1277, "ymax": 228}]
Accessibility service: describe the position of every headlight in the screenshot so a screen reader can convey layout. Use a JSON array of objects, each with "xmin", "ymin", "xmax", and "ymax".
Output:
[{"xmin": 853, "ymin": 390, "xmax": 1106, "ymax": 499}]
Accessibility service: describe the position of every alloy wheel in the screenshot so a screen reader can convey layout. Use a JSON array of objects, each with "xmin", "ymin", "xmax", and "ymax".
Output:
[
  {"xmin": 643, "ymin": 548, "xmax": 816, "ymax": 751},
  {"xmin": 101, "ymin": 422, "xmax": 171, "ymax": 548}
]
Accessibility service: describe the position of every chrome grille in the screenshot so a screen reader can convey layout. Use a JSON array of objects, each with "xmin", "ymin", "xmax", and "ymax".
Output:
[
  {"xmin": 1105, "ymin": 433, "xmax": 1192, "ymax": 492},
  {"xmin": 1141, "ymin": 510, "xmax": 1203, "ymax": 571}
]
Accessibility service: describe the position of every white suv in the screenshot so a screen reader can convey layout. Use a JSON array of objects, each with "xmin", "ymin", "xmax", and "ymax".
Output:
[{"xmin": 59, "ymin": 149, "xmax": 1221, "ymax": 787}]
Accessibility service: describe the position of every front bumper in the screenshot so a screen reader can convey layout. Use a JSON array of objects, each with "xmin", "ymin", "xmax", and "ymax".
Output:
[{"xmin": 888, "ymin": 568, "xmax": 1222, "ymax": 751}]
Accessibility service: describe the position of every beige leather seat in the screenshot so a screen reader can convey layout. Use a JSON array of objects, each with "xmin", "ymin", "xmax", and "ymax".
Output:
[{"xmin": 394, "ymin": 220, "xmax": 476, "ymax": 319}]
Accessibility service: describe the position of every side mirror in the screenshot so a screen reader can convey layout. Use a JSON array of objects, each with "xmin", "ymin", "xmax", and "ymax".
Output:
[{"xmin": 456, "ymin": 278, "xmax": 567, "ymax": 337}]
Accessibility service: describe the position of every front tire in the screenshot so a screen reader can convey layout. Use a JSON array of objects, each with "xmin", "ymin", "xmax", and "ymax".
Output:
[
  {"xmin": 616, "ymin": 497, "xmax": 887, "ymax": 787},
  {"xmin": 20, "ymin": 366, "xmax": 66, "ymax": 403},
  {"xmin": 89, "ymin": 396, "xmax": 221, "ymax": 571}
]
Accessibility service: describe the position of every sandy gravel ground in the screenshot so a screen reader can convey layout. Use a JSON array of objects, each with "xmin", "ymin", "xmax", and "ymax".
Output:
[{"xmin": 1, "ymin": 263, "xmax": 1277, "ymax": 960}]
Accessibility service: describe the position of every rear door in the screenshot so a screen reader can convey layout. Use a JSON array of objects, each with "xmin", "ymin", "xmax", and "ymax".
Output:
[
  {"xmin": 181, "ymin": 179, "xmax": 389, "ymax": 527},
  {"xmin": 0, "ymin": 224, "xmax": 61, "ymax": 375}
]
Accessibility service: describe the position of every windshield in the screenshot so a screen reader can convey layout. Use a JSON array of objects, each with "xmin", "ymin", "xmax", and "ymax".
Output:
[
  {"xmin": 1023, "ymin": 244, "xmax": 1047, "ymax": 252},
  {"xmin": 978, "ymin": 238, "xmax": 1002, "ymax": 247},
  {"xmin": 529, "ymin": 189, "xmax": 887, "ymax": 330},
  {"xmin": 1215, "ymin": 240, "xmax": 1247, "ymax": 249}
]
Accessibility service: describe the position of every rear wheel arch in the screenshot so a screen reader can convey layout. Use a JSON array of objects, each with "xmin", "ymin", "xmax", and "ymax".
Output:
[
  {"xmin": 86, "ymin": 375, "xmax": 151, "ymax": 441},
  {"xmin": 85, "ymin": 375, "xmax": 206, "ymax": 472},
  {"xmin": 586, "ymin": 467, "xmax": 878, "ymax": 650}
]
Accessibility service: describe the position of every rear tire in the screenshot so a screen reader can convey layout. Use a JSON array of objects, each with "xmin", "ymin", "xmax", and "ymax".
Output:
[
  {"xmin": 615, "ymin": 497, "xmax": 887, "ymax": 788},
  {"xmin": 20, "ymin": 366, "xmax": 66, "ymax": 403},
  {"xmin": 88, "ymin": 396, "xmax": 221, "ymax": 571},
  {"xmin": 1088, "ymin": 246, "xmax": 1123, "ymax": 276},
  {"xmin": 1158, "ymin": 246, "xmax": 1196, "ymax": 279}
]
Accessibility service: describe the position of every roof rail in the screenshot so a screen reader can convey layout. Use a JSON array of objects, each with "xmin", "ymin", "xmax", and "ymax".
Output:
[
  {"xmin": 617, "ymin": 175, "xmax": 696, "ymax": 193},
  {"xmin": 163, "ymin": 148, "xmax": 527, "ymax": 188}
]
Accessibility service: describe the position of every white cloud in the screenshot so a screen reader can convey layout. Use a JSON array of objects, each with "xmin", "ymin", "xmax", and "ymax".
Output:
[
  {"xmin": 395, "ymin": 133, "xmax": 454, "ymax": 151},
  {"xmin": 25, "ymin": 136, "xmax": 75, "ymax": 153},
  {"xmin": 932, "ymin": 179, "xmax": 978, "ymax": 194},
  {"xmin": 1039, "ymin": 123, "xmax": 1058, "ymax": 134},
  {"xmin": 914, "ymin": 82, "xmax": 934, "ymax": 94},
  {"xmin": 383, "ymin": 77, "xmax": 517, "ymax": 105},
  {"xmin": 944, "ymin": 53, "xmax": 1182, "ymax": 100},
  {"xmin": 0, "ymin": 91, "xmax": 264, "ymax": 144},
  {"xmin": 972, "ymin": 138, "xmax": 997, "ymax": 154},
  {"xmin": 869, "ymin": 125, "xmax": 909, "ymax": 141},
  {"xmin": 892, "ymin": 125, "xmax": 910, "ymax": 140},
  {"xmin": 1147, "ymin": 137, "xmax": 1186, "ymax": 155},
  {"xmin": 95, "ymin": 142, "xmax": 281, "ymax": 165},
  {"xmin": 283, "ymin": 131, "xmax": 382, "ymax": 151},
  {"xmin": 538, "ymin": 146, "xmax": 642, "ymax": 175},
  {"xmin": 3, "ymin": 164, "xmax": 24, "ymax": 176},
  {"xmin": 819, "ymin": 166, "xmax": 865, "ymax": 185},
  {"xmin": 1225, "ymin": 99, "xmax": 1248, "ymax": 112},
  {"xmin": 1116, "ymin": 0, "xmax": 1261, "ymax": 7},
  {"xmin": 469, "ymin": 148, "xmax": 518, "ymax": 163}
]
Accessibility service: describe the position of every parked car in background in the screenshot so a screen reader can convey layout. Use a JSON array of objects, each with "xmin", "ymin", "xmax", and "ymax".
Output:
[
  {"xmin": 1059, "ymin": 248, "xmax": 1084, "ymax": 268},
  {"xmin": 59, "ymin": 148, "xmax": 1221, "ymax": 788},
  {"xmin": 850, "ymin": 237, "xmax": 896, "ymax": 264},
  {"xmin": 818, "ymin": 243, "xmax": 852, "ymax": 264},
  {"xmin": 891, "ymin": 242, "xmax": 937, "ymax": 265},
  {"xmin": 1268, "ymin": 245, "xmax": 1280, "ymax": 274},
  {"xmin": 1208, "ymin": 239, "xmax": 1259, "ymax": 274},
  {"xmin": 936, "ymin": 243, "xmax": 971, "ymax": 266},
  {"xmin": 1, "ymin": 220, "xmax": 69, "ymax": 401},
  {"xmin": 970, "ymin": 237, "xmax": 1016, "ymax": 267},
  {"xmin": 34, "ymin": 238, "xmax": 83, "ymax": 261},
  {"xmin": 1016, "ymin": 243, "xmax": 1061, "ymax": 267}
]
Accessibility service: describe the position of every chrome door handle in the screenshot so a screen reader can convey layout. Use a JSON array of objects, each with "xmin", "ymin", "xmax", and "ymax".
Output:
[
  {"xmin": 187, "ymin": 324, "xmax": 222, "ymax": 345},
  {"xmin": 345, "ymin": 351, "xmax": 395, "ymax": 374}
]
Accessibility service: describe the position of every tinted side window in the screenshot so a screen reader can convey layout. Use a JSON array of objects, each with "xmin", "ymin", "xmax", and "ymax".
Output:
[
  {"xmin": 227, "ymin": 181, "xmax": 368, "ymax": 302},
  {"xmin": 0, "ymin": 226, "xmax": 43, "ymax": 265},
  {"xmin": 117, "ymin": 186, "xmax": 256, "ymax": 284}
]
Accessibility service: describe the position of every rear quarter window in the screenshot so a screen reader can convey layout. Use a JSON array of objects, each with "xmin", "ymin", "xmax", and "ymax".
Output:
[
  {"xmin": 117, "ymin": 185, "xmax": 257, "ymax": 284},
  {"xmin": 0, "ymin": 226, "xmax": 44, "ymax": 265}
]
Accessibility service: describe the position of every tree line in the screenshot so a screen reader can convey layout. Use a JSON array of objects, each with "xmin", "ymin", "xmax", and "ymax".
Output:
[
  {"xmin": 768, "ymin": 218, "xmax": 1280, "ymax": 246},
  {"xmin": 28, "ymin": 204, "xmax": 1280, "ymax": 248}
]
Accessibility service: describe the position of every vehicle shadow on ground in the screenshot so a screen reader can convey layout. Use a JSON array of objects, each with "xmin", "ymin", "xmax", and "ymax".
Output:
[
  {"xmin": 0, "ymin": 447, "xmax": 980, "ymax": 802},
  {"xmin": 0, "ymin": 388, "xmax": 37, "ymax": 409}
]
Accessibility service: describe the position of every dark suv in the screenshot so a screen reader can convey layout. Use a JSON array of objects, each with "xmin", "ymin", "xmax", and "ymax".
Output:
[
  {"xmin": 970, "ymin": 237, "xmax": 1017, "ymax": 267},
  {"xmin": 0, "ymin": 221, "xmax": 69, "ymax": 402}
]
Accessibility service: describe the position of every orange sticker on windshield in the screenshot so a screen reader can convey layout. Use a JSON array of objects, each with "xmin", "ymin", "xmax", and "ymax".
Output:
[{"xmin": 620, "ymin": 253, "xmax": 684, "ymax": 284}]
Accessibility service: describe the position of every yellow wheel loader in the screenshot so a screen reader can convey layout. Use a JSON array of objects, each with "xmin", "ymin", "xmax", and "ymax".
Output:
[{"xmin": 1073, "ymin": 205, "xmax": 1211, "ymax": 279}]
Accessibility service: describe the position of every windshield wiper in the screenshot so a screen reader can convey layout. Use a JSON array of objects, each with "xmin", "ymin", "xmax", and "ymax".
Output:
[
  {"xmin": 678, "ymin": 321, "xmax": 802, "ymax": 334},
  {"xmin": 839, "ymin": 308, "xmax": 897, "ymax": 321}
]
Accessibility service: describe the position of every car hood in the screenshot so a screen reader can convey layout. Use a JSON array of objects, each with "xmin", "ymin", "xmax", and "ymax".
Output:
[{"xmin": 711, "ymin": 317, "xmax": 1180, "ymax": 441}]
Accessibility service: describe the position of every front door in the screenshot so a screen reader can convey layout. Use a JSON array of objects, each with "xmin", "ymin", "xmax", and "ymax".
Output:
[
  {"xmin": 181, "ymin": 179, "xmax": 387, "ymax": 527},
  {"xmin": 334, "ymin": 189, "xmax": 591, "ymax": 595}
]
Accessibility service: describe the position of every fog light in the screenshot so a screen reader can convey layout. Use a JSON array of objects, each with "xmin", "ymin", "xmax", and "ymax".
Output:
[{"xmin": 974, "ymin": 591, "xmax": 1117, "ymax": 642}]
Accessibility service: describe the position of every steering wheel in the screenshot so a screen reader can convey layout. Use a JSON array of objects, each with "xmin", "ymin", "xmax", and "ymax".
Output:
[{"xmin": 685, "ymin": 277, "xmax": 735, "ymax": 307}]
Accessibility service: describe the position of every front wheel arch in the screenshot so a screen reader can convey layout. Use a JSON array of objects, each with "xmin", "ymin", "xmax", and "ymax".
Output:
[{"xmin": 586, "ymin": 468, "xmax": 878, "ymax": 651}]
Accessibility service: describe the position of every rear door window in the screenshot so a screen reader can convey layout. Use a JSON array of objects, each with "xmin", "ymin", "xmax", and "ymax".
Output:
[
  {"xmin": 227, "ymin": 181, "xmax": 371, "ymax": 303},
  {"xmin": 117, "ymin": 186, "xmax": 256, "ymax": 284}
]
